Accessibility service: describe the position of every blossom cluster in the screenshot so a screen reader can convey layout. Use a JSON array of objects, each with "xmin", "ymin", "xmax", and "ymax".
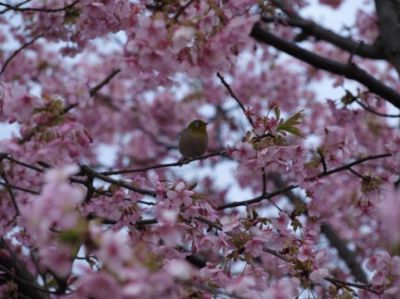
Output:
[{"xmin": 0, "ymin": 0, "xmax": 399, "ymax": 298}]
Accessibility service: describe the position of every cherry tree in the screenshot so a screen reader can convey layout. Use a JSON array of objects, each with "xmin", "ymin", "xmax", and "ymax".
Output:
[{"xmin": 1, "ymin": 0, "xmax": 400, "ymax": 298}]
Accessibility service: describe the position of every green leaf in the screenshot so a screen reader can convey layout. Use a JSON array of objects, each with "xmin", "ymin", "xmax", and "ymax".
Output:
[
  {"xmin": 282, "ymin": 126, "xmax": 303, "ymax": 137},
  {"xmin": 274, "ymin": 106, "xmax": 281, "ymax": 121},
  {"xmin": 276, "ymin": 110, "xmax": 304, "ymax": 137}
]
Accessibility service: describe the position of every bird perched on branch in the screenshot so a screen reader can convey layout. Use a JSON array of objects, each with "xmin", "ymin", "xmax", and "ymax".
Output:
[{"xmin": 178, "ymin": 119, "xmax": 209, "ymax": 159}]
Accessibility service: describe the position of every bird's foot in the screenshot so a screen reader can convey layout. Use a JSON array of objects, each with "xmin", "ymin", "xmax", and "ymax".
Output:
[{"xmin": 178, "ymin": 157, "xmax": 188, "ymax": 166}]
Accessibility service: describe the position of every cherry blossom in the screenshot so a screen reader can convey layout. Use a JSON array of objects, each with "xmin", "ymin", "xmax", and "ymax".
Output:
[{"xmin": 1, "ymin": 0, "xmax": 400, "ymax": 298}]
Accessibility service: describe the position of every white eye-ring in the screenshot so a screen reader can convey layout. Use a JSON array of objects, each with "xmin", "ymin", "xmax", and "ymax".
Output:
[{"xmin": 195, "ymin": 122, "xmax": 200, "ymax": 127}]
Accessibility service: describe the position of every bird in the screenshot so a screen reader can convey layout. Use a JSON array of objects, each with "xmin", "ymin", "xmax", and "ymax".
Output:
[{"xmin": 178, "ymin": 119, "xmax": 209, "ymax": 159}]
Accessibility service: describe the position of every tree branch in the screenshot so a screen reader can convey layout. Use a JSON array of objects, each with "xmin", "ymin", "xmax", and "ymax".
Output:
[
  {"xmin": 217, "ymin": 184, "xmax": 296, "ymax": 209},
  {"xmin": 20, "ymin": 68, "xmax": 122, "ymax": 143},
  {"xmin": 89, "ymin": 68, "xmax": 121, "ymax": 97},
  {"xmin": 218, "ymin": 152, "xmax": 392, "ymax": 209},
  {"xmin": 173, "ymin": 0, "xmax": 195, "ymax": 21},
  {"xmin": 355, "ymin": 98, "xmax": 400, "ymax": 118},
  {"xmin": 0, "ymin": 0, "xmax": 79, "ymax": 13},
  {"xmin": 309, "ymin": 153, "xmax": 392, "ymax": 180},
  {"xmin": 100, "ymin": 150, "xmax": 227, "ymax": 175},
  {"xmin": 321, "ymin": 224, "xmax": 368, "ymax": 283},
  {"xmin": 250, "ymin": 23, "xmax": 400, "ymax": 110},
  {"xmin": 0, "ymin": 169, "xmax": 19, "ymax": 223},
  {"xmin": 324, "ymin": 277, "xmax": 381, "ymax": 295},
  {"xmin": 374, "ymin": 0, "xmax": 400, "ymax": 76},
  {"xmin": 0, "ymin": 238, "xmax": 49, "ymax": 299},
  {"xmin": 217, "ymin": 72, "xmax": 256, "ymax": 128},
  {"xmin": 0, "ymin": 34, "xmax": 43, "ymax": 76},
  {"xmin": 194, "ymin": 217, "xmax": 378, "ymax": 294},
  {"xmin": 0, "ymin": 180, "xmax": 40, "ymax": 195},
  {"xmin": 266, "ymin": 0, "xmax": 382, "ymax": 59},
  {"xmin": 270, "ymin": 175, "xmax": 368, "ymax": 283},
  {"xmin": 79, "ymin": 165, "xmax": 157, "ymax": 197}
]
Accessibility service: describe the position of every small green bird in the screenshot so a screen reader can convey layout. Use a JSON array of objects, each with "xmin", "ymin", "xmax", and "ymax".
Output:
[{"xmin": 178, "ymin": 119, "xmax": 209, "ymax": 158}]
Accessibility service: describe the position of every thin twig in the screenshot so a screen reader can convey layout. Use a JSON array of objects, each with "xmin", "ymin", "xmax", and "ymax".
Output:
[
  {"xmin": 310, "ymin": 153, "xmax": 392, "ymax": 180},
  {"xmin": 217, "ymin": 184, "xmax": 295, "ymax": 210},
  {"xmin": 355, "ymin": 98, "xmax": 400, "ymax": 118},
  {"xmin": 348, "ymin": 168, "xmax": 365, "ymax": 179},
  {"xmin": 261, "ymin": 167, "xmax": 267, "ymax": 195},
  {"xmin": 63, "ymin": 68, "xmax": 121, "ymax": 113},
  {"xmin": 0, "ymin": 169, "xmax": 19, "ymax": 224},
  {"xmin": 324, "ymin": 277, "xmax": 382, "ymax": 295},
  {"xmin": 194, "ymin": 216, "xmax": 379, "ymax": 295},
  {"xmin": 0, "ymin": 34, "xmax": 43, "ymax": 76},
  {"xmin": 218, "ymin": 152, "xmax": 392, "ymax": 209},
  {"xmin": 80, "ymin": 165, "xmax": 157, "ymax": 197},
  {"xmin": 86, "ymin": 213, "xmax": 158, "ymax": 226},
  {"xmin": 217, "ymin": 72, "xmax": 256, "ymax": 128},
  {"xmin": 20, "ymin": 68, "xmax": 122, "ymax": 143},
  {"xmin": 100, "ymin": 150, "xmax": 227, "ymax": 175},
  {"xmin": 2, "ymin": 154, "xmax": 44, "ymax": 172},
  {"xmin": 318, "ymin": 151, "xmax": 327, "ymax": 173},
  {"xmin": 89, "ymin": 68, "xmax": 121, "ymax": 97},
  {"xmin": 0, "ymin": 180, "xmax": 39, "ymax": 195},
  {"xmin": 0, "ymin": 0, "xmax": 30, "ymax": 14},
  {"xmin": 0, "ymin": 0, "xmax": 79, "ymax": 13},
  {"xmin": 173, "ymin": 0, "xmax": 195, "ymax": 21}
]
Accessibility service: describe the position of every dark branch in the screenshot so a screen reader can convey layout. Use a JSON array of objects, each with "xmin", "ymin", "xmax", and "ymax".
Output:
[
  {"xmin": 173, "ymin": 0, "xmax": 195, "ymax": 21},
  {"xmin": 374, "ymin": 0, "xmax": 400, "ymax": 76},
  {"xmin": 20, "ymin": 68, "xmax": 122, "ymax": 143},
  {"xmin": 250, "ymin": 23, "xmax": 400, "ymax": 110},
  {"xmin": 310, "ymin": 153, "xmax": 392, "ymax": 180},
  {"xmin": 324, "ymin": 277, "xmax": 381, "ymax": 295},
  {"xmin": 318, "ymin": 150, "xmax": 328, "ymax": 173},
  {"xmin": 100, "ymin": 150, "xmax": 227, "ymax": 175},
  {"xmin": 79, "ymin": 165, "xmax": 157, "ymax": 197},
  {"xmin": 195, "ymin": 216, "xmax": 376, "ymax": 293},
  {"xmin": 218, "ymin": 152, "xmax": 392, "ymax": 209},
  {"xmin": 321, "ymin": 224, "xmax": 368, "ymax": 283},
  {"xmin": 0, "ymin": 238, "xmax": 50, "ymax": 299},
  {"xmin": 217, "ymin": 72, "xmax": 256, "ymax": 128},
  {"xmin": 0, "ymin": 180, "xmax": 40, "ymax": 195},
  {"xmin": 355, "ymin": 98, "xmax": 400, "ymax": 118},
  {"xmin": 0, "ymin": 34, "xmax": 43, "ymax": 76},
  {"xmin": 0, "ymin": 0, "xmax": 30, "ymax": 14},
  {"xmin": 261, "ymin": 167, "xmax": 267, "ymax": 195},
  {"xmin": 265, "ymin": 0, "xmax": 382, "ymax": 59},
  {"xmin": 2, "ymin": 154, "xmax": 44, "ymax": 172},
  {"xmin": 89, "ymin": 68, "xmax": 121, "ymax": 97},
  {"xmin": 217, "ymin": 184, "xmax": 296, "ymax": 209},
  {"xmin": 0, "ymin": 169, "xmax": 19, "ymax": 223},
  {"xmin": 271, "ymin": 174, "xmax": 368, "ymax": 283},
  {"xmin": 0, "ymin": 0, "xmax": 79, "ymax": 13}
]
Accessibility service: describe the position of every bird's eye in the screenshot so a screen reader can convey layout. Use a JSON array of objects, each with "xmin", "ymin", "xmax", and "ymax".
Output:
[{"xmin": 195, "ymin": 122, "xmax": 200, "ymax": 127}]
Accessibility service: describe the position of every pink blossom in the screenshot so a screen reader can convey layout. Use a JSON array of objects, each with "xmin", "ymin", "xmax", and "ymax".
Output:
[
  {"xmin": 1, "ymin": 1, "xmax": 400, "ymax": 297},
  {"xmin": 166, "ymin": 181, "xmax": 194, "ymax": 207},
  {"xmin": 220, "ymin": 214, "xmax": 241, "ymax": 232},
  {"xmin": 75, "ymin": 271, "xmax": 121, "ymax": 299},
  {"xmin": 310, "ymin": 268, "xmax": 329, "ymax": 283},
  {"xmin": 1, "ymin": 82, "xmax": 43, "ymax": 123},
  {"xmin": 298, "ymin": 245, "xmax": 314, "ymax": 262},
  {"xmin": 271, "ymin": 213, "xmax": 291, "ymax": 234},
  {"xmin": 41, "ymin": 246, "xmax": 72, "ymax": 278},
  {"xmin": 164, "ymin": 259, "xmax": 193, "ymax": 280},
  {"xmin": 97, "ymin": 229, "xmax": 132, "ymax": 273}
]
